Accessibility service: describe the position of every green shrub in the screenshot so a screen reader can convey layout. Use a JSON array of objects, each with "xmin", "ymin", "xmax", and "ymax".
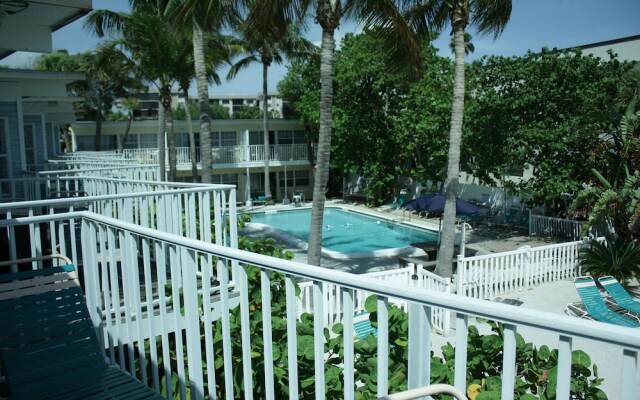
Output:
[{"xmin": 579, "ymin": 238, "xmax": 640, "ymax": 284}]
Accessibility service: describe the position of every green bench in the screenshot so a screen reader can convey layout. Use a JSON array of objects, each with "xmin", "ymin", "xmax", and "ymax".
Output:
[{"xmin": 0, "ymin": 264, "xmax": 164, "ymax": 400}]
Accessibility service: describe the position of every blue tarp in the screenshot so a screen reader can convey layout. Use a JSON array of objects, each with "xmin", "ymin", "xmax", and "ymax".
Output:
[{"xmin": 402, "ymin": 194, "xmax": 481, "ymax": 215}]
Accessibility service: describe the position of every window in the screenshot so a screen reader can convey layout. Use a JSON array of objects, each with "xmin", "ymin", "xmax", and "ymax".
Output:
[
  {"xmin": 295, "ymin": 170, "xmax": 310, "ymax": 186},
  {"xmin": 280, "ymin": 170, "xmax": 310, "ymax": 187},
  {"xmin": 294, "ymin": 131, "xmax": 306, "ymax": 144},
  {"xmin": 220, "ymin": 132, "xmax": 237, "ymax": 147},
  {"xmin": 139, "ymin": 134, "xmax": 157, "ymax": 148},
  {"xmin": 214, "ymin": 173, "xmax": 238, "ymax": 185},
  {"xmin": 24, "ymin": 124, "xmax": 36, "ymax": 168},
  {"xmin": 278, "ymin": 131, "xmax": 293, "ymax": 144},
  {"xmin": 249, "ymin": 172, "xmax": 265, "ymax": 197},
  {"xmin": 249, "ymin": 131, "xmax": 263, "ymax": 145}
]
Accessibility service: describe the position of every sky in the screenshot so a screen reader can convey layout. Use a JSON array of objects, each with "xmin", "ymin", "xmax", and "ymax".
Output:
[{"xmin": 1, "ymin": 0, "xmax": 639, "ymax": 95}]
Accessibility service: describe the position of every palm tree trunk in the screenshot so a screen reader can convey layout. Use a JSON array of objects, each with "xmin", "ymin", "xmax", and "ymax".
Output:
[
  {"xmin": 95, "ymin": 101, "xmax": 102, "ymax": 151},
  {"xmin": 262, "ymin": 62, "xmax": 272, "ymax": 201},
  {"xmin": 307, "ymin": 28, "xmax": 335, "ymax": 266},
  {"xmin": 193, "ymin": 22, "xmax": 213, "ymax": 184},
  {"xmin": 165, "ymin": 97, "xmax": 177, "ymax": 182},
  {"xmin": 183, "ymin": 87, "xmax": 198, "ymax": 181},
  {"xmin": 157, "ymin": 102, "xmax": 166, "ymax": 181},
  {"xmin": 435, "ymin": 22, "xmax": 467, "ymax": 278},
  {"xmin": 119, "ymin": 112, "xmax": 134, "ymax": 152}
]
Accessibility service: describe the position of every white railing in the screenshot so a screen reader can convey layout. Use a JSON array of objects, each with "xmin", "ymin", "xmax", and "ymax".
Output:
[
  {"xmin": 456, "ymin": 240, "xmax": 589, "ymax": 299},
  {"xmin": 529, "ymin": 212, "xmax": 584, "ymax": 241},
  {"xmin": 1, "ymin": 211, "xmax": 638, "ymax": 400},
  {"xmin": 122, "ymin": 144, "xmax": 309, "ymax": 167},
  {"xmin": 299, "ymin": 266, "xmax": 453, "ymax": 335},
  {"xmin": 0, "ymin": 182, "xmax": 236, "ymax": 273}
]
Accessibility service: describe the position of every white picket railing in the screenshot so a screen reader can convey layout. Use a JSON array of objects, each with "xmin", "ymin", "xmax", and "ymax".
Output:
[
  {"xmin": 122, "ymin": 144, "xmax": 309, "ymax": 168},
  {"xmin": 299, "ymin": 266, "xmax": 453, "ymax": 335},
  {"xmin": 1, "ymin": 211, "xmax": 638, "ymax": 400},
  {"xmin": 529, "ymin": 212, "xmax": 584, "ymax": 241},
  {"xmin": 456, "ymin": 240, "xmax": 589, "ymax": 299}
]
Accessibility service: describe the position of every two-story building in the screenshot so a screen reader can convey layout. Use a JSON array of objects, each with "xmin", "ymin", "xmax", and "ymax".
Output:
[
  {"xmin": 0, "ymin": 0, "xmax": 92, "ymax": 200},
  {"xmin": 71, "ymin": 118, "xmax": 314, "ymax": 203}
]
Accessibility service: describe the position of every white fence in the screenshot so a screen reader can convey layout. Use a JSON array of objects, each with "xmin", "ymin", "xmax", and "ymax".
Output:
[
  {"xmin": 456, "ymin": 240, "xmax": 587, "ymax": 299},
  {"xmin": 529, "ymin": 212, "xmax": 584, "ymax": 241},
  {"xmin": 122, "ymin": 144, "xmax": 309, "ymax": 167},
  {"xmin": 299, "ymin": 266, "xmax": 453, "ymax": 335}
]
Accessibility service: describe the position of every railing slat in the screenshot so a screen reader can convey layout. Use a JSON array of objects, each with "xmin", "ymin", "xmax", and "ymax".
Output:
[
  {"xmin": 501, "ymin": 324, "xmax": 517, "ymax": 400},
  {"xmin": 342, "ymin": 288, "xmax": 354, "ymax": 400},
  {"xmin": 214, "ymin": 192, "xmax": 235, "ymax": 400},
  {"xmin": 285, "ymin": 275, "xmax": 299, "ymax": 400},
  {"xmin": 454, "ymin": 314, "xmax": 468, "ymax": 393},
  {"xmin": 261, "ymin": 270, "xmax": 276, "ymax": 400},
  {"xmin": 377, "ymin": 297, "xmax": 389, "ymax": 397},
  {"xmin": 555, "ymin": 335, "xmax": 572, "ymax": 400},
  {"xmin": 313, "ymin": 281, "xmax": 325, "ymax": 400},
  {"xmin": 182, "ymin": 247, "xmax": 205, "ymax": 400}
]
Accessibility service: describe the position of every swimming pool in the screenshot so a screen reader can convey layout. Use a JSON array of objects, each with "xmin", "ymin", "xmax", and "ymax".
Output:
[{"xmin": 247, "ymin": 207, "xmax": 438, "ymax": 257}]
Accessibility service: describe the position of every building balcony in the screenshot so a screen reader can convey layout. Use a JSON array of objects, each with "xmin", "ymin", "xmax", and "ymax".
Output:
[{"xmin": 123, "ymin": 143, "xmax": 312, "ymax": 169}]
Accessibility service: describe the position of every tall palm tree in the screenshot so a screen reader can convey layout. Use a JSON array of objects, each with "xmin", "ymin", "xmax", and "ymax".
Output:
[
  {"xmin": 35, "ymin": 47, "xmax": 138, "ymax": 151},
  {"xmin": 174, "ymin": 31, "xmax": 240, "ymax": 181},
  {"xmin": 117, "ymin": 96, "xmax": 139, "ymax": 152},
  {"xmin": 422, "ymin": 0, "xmax": 512, "ymax": 278},
  {"xmin": 174, "ymin": 1, "xmax": 238, "ymax": 184},
  {"xmin": 228, "ymin": 13, "xmax": 313, "ymax": 202},
  {"xmin": 305, "ymin": 1, "xmax": 427, "ymax": 266},
  {"xmin": 86, "ymin": 2, "xmax": 184, "ymax": 181}
]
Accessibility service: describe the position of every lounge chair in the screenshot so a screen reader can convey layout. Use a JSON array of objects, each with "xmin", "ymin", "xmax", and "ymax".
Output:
[
  {"xmin": 598, "ymin": 275, "xmax": 640, "ymax": 315},
  {"xmin": 573, "ymin": 276, "xmax": 639, "ymax": 328},
  {"xmin": 0, "ymin": 264, "xmax": 163, "ymax": 400}
]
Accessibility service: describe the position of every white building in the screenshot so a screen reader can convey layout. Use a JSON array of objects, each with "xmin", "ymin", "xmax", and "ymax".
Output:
[
  {"xmin": 71, "ymin": 118, "xmax": 314, "ymax": 202},
  {"xmin": 130, "ymin": 91, "xmax": 286, "ymax": 119},
  {"xmin": 572, "ymin": 34, "xmax": 640, "ymax": 62},
  {"xmin": 0, "ymin": 0, "xmax": 92, "ymax": 200}
]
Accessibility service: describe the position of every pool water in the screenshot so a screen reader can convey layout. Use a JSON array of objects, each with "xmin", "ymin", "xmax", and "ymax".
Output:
[{"xmin": 248, "ymin": 207, "xmax": 438, "ymax": 253}]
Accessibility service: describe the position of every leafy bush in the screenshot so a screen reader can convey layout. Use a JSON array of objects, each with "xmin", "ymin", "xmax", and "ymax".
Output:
[
  {"xmin": 362, "ymin": 300, "xmax": 606, "ymax": 400},
  {"xmin": 579, "ymin": 238, "xmax": 640, "ymax": 284}
]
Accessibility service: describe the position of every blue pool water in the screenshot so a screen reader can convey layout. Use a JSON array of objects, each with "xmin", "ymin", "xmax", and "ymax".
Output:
[{"xmin": 248, "ymin": 207, "xmax": 438, "ymax": 253}]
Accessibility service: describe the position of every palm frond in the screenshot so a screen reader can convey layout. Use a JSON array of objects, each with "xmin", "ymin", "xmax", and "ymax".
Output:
[{"xmin": 226, "ymin": 55, "xmax": 259, "ymax": 81}]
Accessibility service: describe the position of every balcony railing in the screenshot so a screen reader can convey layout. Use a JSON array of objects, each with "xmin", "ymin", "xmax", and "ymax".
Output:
[
  {"xmin": 2, "ymin": 208, "xmax": 639, "ymax": 399},
  {"xmin": 122, "ymin": 144, "xmax": 310, "ymax": 167}
]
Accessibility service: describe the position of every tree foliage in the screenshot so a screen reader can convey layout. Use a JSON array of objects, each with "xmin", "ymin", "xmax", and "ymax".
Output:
[{"xmin": 466, "ymin": 49, "xmax": 637, "ymax": 213}]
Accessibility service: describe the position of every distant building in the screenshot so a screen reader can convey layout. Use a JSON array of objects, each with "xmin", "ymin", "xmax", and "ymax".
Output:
[
  {"xmin": 209, "ymin": 94, "xmax": 284, "ymax": 118},
  {"xmin": 566, "ymin": 34, "xmax": 640, "ymax": 62},
  {"xmin": 72, "ymin": 118, "xmax": 314, "ymax": 202},
  {"xmin": 130, "ymin": 91, "xmax": 286, "ymax": 119}
]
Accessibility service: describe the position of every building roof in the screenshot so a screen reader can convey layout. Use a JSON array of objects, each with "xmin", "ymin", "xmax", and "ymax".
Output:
[
  {"xmin": 0, "ymin": 0, "xmax": 93, "ymax": 59},
  {"xmin": 573, "ymin": 34, "xmax": 640, "ymax": 51}
]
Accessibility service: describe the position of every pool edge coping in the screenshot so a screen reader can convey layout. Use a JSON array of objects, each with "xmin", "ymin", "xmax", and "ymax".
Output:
[{"xmin": 242, "ymin": 205, "xmax": 445, "ymax": 260}]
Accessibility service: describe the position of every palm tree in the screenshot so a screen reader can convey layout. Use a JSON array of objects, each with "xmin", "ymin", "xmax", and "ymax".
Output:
[
  {"xmin": 421, "ymin": 0, "xmax": 512, "ymax": 278},
  {"xmin": 117, "ymin": 97, "xmax": 139, "ymax": 152},
  {"xmin": 228, "ymin": 12, "xmax": 313, "ymax": 202},
  {"xmin": 304, "ymin": 1, "xmax": 427, "ymax": 266},
  {"xmin": 86, "ymin": 3, "xmax": 184, "ymax": 181},
  {"xmin": 173, "ymin": 31, "xmax": 240, "ymax": 181},
  {"xmin": 174, "ymin": 1, "xmax": 238, "ymax": 184},
  {"xmin": 35, "ymin": 47, "xmax": 138, "ymax": 151}
]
